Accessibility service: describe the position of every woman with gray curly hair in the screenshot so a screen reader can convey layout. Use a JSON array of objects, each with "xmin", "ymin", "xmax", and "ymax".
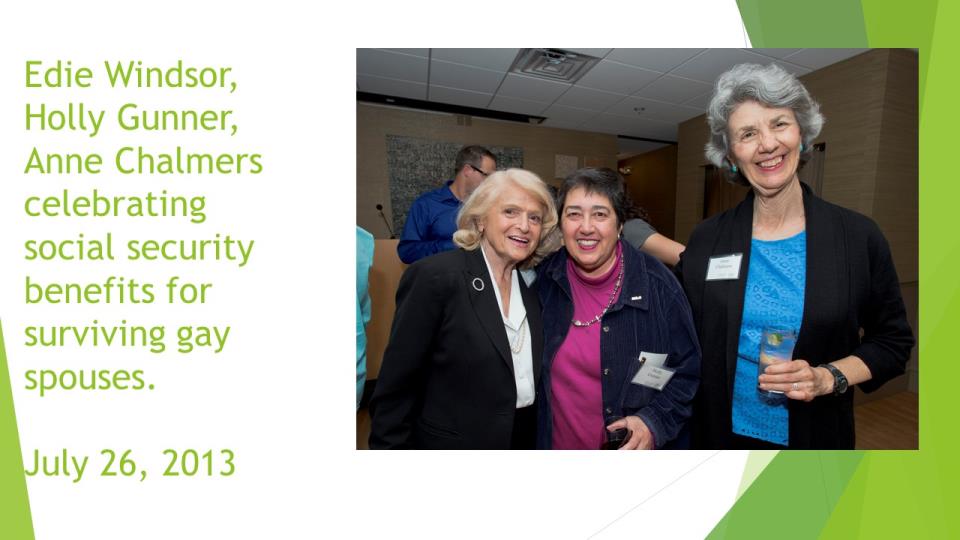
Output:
[
  {"xmin": 370, "ymin": 169, "xmax": 559, "ymax": 449},
  {"xmin": 678, "ymin": 63, "xmax": 914, "ymax": 449}
]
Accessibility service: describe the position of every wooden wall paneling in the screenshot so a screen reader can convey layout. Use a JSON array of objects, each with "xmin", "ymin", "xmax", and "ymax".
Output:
[
  {"xmin": 799, "ymin": 49, "xmax": 889, "ymax": 216},
  {"xmin": 618, "ymin": 145, "xmax": 678, "ymax": 238},
  {"xmin": 674, "ymin": 116, "xmax": 710, "ymax": 244},
  {"xmin": 871, "ymin": 49, "xmax": 920, "ymax": 282}
]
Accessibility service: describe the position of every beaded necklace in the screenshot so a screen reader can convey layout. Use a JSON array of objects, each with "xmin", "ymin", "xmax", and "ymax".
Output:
[{"xmin": 571, "ymin": 252, "xmax": 625, "ymax": 328}]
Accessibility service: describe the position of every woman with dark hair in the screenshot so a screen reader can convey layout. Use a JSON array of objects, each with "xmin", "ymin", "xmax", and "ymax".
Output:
[
  {"xmin": 679, "ymin": 63, "xmax": 914, "ymax": 449},
  {"xmin": 536, "ymin": 167, "xmax": 700, "ymax": 450}
]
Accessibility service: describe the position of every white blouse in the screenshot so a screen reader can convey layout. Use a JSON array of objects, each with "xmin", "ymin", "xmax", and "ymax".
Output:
[{"xmin": 480, "ymin": 246, "xmax": 535, "ymax": 408}]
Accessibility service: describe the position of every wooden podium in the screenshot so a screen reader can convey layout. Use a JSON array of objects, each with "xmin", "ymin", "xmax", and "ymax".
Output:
[
  {"xmin": 358, "ymin": 239, "xmax": 406, "ymax": 449},
  {"xmin": 365, "ymin": 239, "xmax": 407, "ymax": 382}
]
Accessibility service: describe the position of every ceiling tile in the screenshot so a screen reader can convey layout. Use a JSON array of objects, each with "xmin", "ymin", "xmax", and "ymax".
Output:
[
  {"xmin": 357, "ymin": 49, "xmax": 428, "ymax": 82},
  {"xmin": 772, "ymin": 60, "xmax": 811, "ymax": 77},
  {"xmin": 577, "ymin": 60, "xmax": 662, "ymax": 95},
  {"xmin": 624, "ymin": 119, "xmax": 678, "ymax": 141},
  {"xmin": 357, "ymin": 74, "xmax": 427, "ymax": 100},
  {"xmin": 604, "ymin": 49, "xmax": 705, "ymax": 73},
  {"xmin": 431, "ymin": 48, "xmax": 521, "ymax": 71},
  {"xmin": 563, "ymin": 48, "xmax": 613, "ymax": 58},
  {"xmin": 428, "ymin": 85, "xmax": 492, "ymax": 109},
  {"xmin": 670, "ymin": 48, "xmax": 772, "ymax": 83},
  {"xmin": 488, "ymin": 95, "xmax": 549, "ymax": 116},
  {"xmin": 782, "ymin": 48, "xmax": 869, "ymax": 70},
  {"xmin": 634, "ymin": 75, "xmax": 713, "ymax": 105},
  {"xmin": 430, "ymin": 59, "xmax": 506, "ymax": 94},
  {"xmin": 579, "ymin": 113, "xmax": 644, "ymax": 136},
  {"xmin": 683, "ymin": 92, "xmax": 713, "ymax": 111},
  {"xmin": 748, "ymin": 48, "xmax": 802, "ymax": 59},
  {"xmin": 579, "ymin": 115, "xmax": 677, "ymax": 141},
  {"xmin": 606, "ymin": 96, "xmax": 703, "ymax": 124},
  {"xmin": 383, "ymin": 48, "xmax": 430, "ymax": 58},
  {"xmin": 553, "ymin": 86, "xmax": 626, "ymax": 111},
  {"xmin": 541, "ymin": 104, "xmax": 598, "ymax": 124},
  {"xmin": 497, "ymin": 73, "xmax": 571, "ymax": 102}
]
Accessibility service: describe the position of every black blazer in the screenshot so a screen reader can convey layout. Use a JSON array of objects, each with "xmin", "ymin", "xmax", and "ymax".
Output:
[
  {"xmin": 678, "ymin": 183, "xmax": 914, "ymax": 449},
  {"xmin": 369, "ymin": 247, "xmax": 543, "ymax": 449}
]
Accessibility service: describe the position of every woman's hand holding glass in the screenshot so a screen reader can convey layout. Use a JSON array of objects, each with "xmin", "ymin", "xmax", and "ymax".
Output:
[{"xmin": 758, "ymin": 359, "xmax": 832, "ymax": 401}]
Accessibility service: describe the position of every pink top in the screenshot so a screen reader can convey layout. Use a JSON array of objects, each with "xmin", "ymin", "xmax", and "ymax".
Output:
[{"xmin": 551, "ymin": 245, "xmax": 623, "ymax": 450}]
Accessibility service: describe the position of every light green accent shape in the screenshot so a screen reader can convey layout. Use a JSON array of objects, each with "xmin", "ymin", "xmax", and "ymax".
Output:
[
  {"xmin": 861, "ymin": 0, "xmax": 937, "ymax": 114},
  {"xmin": 714, "ymin": 0, "xmax": 959, "ymax": 538},
  {"xmin": 708, "ymin": 452, "xmax": 864, "ymax": 539},
  {"xmin": 816, "ymin": 0, "xmax": 959, "ymax": 535},
  {"xmin": 736, "ymin": 450, "xmax": 779, "ymax": 499},
  {"xmin": 820, "ymin": 453, "xmax": 954, "ymax": 539},
  {"xmin": 736, "ymin": 0, "xmax": 868, "ymax": 47},
  {"xmin": 0, "ymin": 321, "xmax": 35, "ymax": 539}
]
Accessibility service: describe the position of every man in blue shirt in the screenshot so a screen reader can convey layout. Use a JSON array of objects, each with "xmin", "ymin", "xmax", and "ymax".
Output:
[{"xmin": 397, "ymin": 145, "xmax": 497, "ymax": 264}]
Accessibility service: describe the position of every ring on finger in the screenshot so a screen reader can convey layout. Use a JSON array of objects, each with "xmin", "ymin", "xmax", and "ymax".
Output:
[{"xmin": 792, "ymin": 382, "xmax": 800, "ymax": 391}]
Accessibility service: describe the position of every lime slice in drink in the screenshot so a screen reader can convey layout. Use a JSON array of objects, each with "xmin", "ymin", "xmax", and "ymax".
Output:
[{"xmin": 767, "ymin": 332, "xmax": 782, "ymax": 346}]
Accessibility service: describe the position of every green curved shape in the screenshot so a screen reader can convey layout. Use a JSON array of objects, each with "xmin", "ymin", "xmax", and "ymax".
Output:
[
  {"xmin": 737, "ymin": 0, "xmax": 868, "ymax": 47},
  {"xmin": 822, "ymin": 7, "xmax": 958, "ymax": 536},
  {"xmin": 861, "ymin": 0, "xmax": 937, "ymax": 114},
  {"xmin": 0, "ymin": 321, "xmax": 34, "ymax": 539},
  {"xmin": 708, "ymin": 452, "xmax": 865, "ymax": 539},
  {"xmin": 821, "ymin": 452, "xmax": 955, "ymax": 538},
  {"xmin": 713, "ymin": 0, "xmax": 956, "ymax": 538},
  {"xmin": 736, "ymin": 450, "xmax": 778, "ymax": 499}
]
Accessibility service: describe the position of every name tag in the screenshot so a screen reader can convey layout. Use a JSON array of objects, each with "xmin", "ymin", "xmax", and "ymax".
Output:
[
  {"xmin": 706, "ymin": 253, "xmax": 743, "ymax": 281},
  {"xmin": 631, "ymin": 352, "xmax": 675, "ymax": 391}
]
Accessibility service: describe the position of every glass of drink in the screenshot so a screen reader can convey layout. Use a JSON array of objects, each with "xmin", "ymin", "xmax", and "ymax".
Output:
[
  {"xmin": 758, "ymin": 328, "xmax": 797, "ymax": 398},
  {"xmin": 601, "ymin": 415, "xmax": 630, "ymax": 450}
]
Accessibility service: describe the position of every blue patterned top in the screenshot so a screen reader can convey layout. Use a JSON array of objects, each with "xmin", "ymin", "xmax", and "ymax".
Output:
[{"xmin": 731, "ymin": 231, "xmax": 806, "ymax": 446}]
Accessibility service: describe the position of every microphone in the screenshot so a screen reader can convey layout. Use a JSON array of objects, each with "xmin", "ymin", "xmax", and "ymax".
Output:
[{"xmin": 376, "ymin": 204, "xmax": 396, "ymax": 239}]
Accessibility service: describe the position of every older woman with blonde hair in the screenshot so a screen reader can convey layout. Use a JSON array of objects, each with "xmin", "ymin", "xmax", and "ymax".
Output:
[{"xmin": 370, "ymin": 168, "xmax": 559, "ymax": 449}]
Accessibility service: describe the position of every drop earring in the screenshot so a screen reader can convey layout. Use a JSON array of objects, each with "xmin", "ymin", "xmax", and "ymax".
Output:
[
  {"xmin": 731, "ymin": 163, "xmax": 738, "ymax": 174},
  {"xmin": 800, "ymin": 143, "xmax": 805, "ymax": 152}
]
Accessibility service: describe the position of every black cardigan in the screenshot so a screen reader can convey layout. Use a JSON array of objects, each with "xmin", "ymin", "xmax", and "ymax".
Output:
[{"xmin": 678, "ymin": 183, "xmax": 914, "ymax": 449}]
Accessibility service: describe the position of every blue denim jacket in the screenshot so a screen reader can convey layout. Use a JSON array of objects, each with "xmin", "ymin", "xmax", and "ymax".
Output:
[{"xmin": 537, "ymin": 241, "xmax": 701, "ymax": 449}]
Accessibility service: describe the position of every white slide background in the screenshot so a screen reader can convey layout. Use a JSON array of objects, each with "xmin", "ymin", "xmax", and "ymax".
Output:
[{"xmin": 0, "ymin": 1, "xmax": 752, "ymax": 538}]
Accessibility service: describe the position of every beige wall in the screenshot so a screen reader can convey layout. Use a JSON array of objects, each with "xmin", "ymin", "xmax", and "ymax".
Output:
[
  {"xmin": 618, "ymin": 145, "xmax": 678, "ymax": 238},
  {"xmin": 675, "ymin": 49, "xmax": 919, "ymax": 397},
  {"xmin": 357, "ymin": 103, "xmax": 618, "ymax": 237}
]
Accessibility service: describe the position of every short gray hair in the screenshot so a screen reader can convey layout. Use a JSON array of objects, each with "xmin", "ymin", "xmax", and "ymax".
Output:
[
  {"xmin": 704, "ymin": 63, "xmax": 824, "ymax": 184},
  {"xmin": 453, "ymin": 168, "xmax": 560, "ymax": 269}
]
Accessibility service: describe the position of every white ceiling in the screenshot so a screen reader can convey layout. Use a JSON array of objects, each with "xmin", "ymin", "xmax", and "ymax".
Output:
[{"xmin": 357, "ymin": 48, "xmax": 868, "ymax": 155}]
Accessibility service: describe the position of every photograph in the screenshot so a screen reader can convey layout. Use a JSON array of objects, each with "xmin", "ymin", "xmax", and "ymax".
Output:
[{"xmin": 355, "ymin": 48, "xmax": 918, "ymax": 451}]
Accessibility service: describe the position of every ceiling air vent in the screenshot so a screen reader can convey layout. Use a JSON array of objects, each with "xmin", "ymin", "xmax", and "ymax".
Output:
[{"xmin": 509, "ymin": 48, "xmax": 600, "ymax": 83}]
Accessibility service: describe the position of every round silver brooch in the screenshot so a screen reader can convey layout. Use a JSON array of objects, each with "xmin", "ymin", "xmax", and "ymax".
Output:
[{"xmin": 472, "ymin": 277, "xmax": 485, "ymax": 292}]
